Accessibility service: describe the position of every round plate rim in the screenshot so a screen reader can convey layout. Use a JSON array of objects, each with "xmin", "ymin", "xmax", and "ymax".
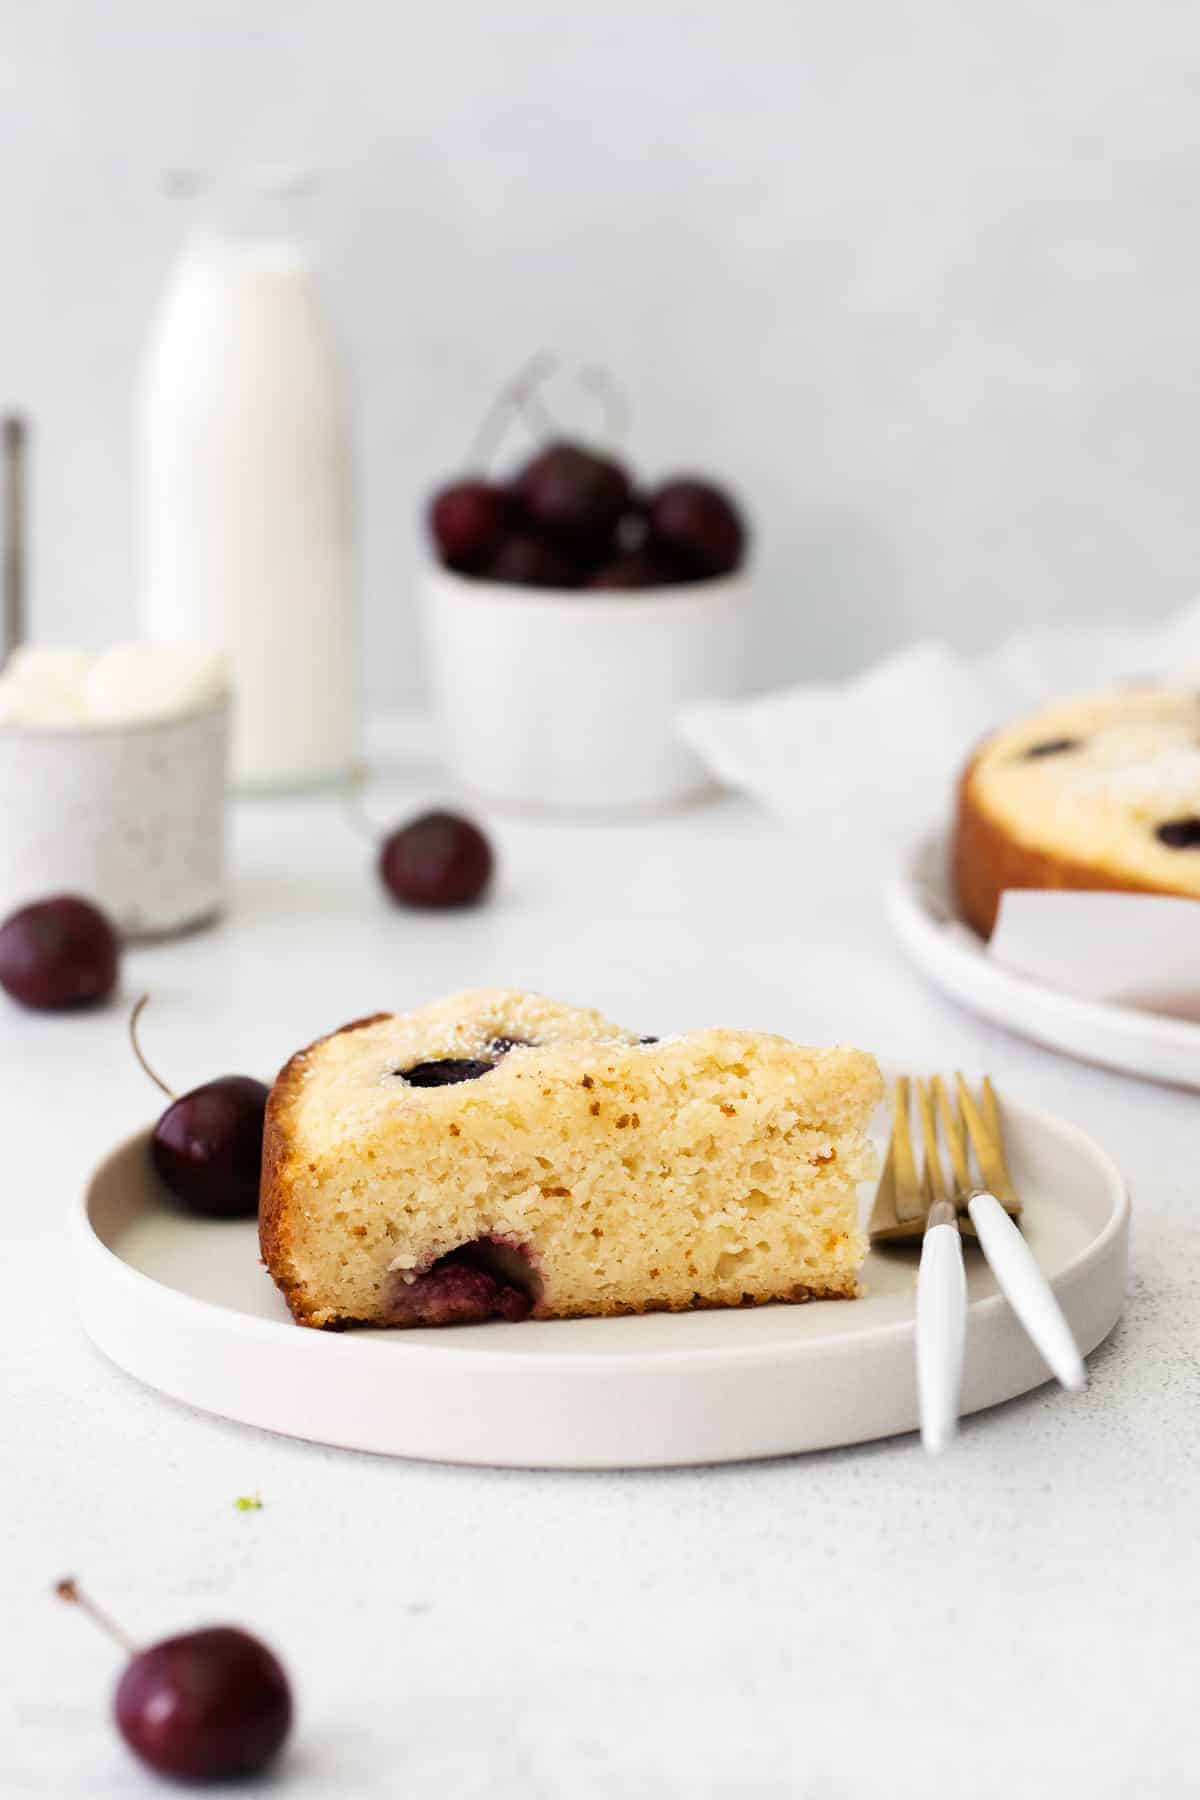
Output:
[
  {"xmin": 76, "ymin": 1093, "xmax": 1128, "ymax": 1380},
  {"xmin": 887, "ymin": 829, "xmax": 1200, "ymax": 1076}
]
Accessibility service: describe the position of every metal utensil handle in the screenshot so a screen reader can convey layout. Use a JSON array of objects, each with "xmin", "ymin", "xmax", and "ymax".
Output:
[{"xmin": 3, "ymin": 415, "xmax": 26, "ymax": 666}]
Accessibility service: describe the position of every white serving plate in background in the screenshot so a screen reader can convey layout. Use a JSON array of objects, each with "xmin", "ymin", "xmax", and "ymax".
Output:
[
  {"xmin": 888, "ymin": 831, "xmax": 1200, "ymax": 1090},
  {"xmin": 76, "ymin": 1085, "xmax": 1128, "ymax": 1470}
]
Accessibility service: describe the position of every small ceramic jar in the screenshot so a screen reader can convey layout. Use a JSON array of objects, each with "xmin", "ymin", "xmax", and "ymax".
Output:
[
  {"xmin": 421, "ymin": 565, "xmax": 749, "ymax": 812},
  {"xmin": 0, "ymin": 699, "xmax": 229, "ymax": 939}
]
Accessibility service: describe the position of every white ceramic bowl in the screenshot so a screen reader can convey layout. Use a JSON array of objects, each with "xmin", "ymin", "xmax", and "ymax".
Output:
[
  {"xmin": 0, "ymin": 699, "xmax": 229, "ymax": 939},
  {"xmin": 421, "ymin": 564, "xmax": 750, "ymax": 812}
]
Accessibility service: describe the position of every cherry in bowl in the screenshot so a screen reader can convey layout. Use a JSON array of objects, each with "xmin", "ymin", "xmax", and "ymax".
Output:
[
  {"xmin": 428, "ymin": 480, "xmax": 512, "ymax": 573},
  {"xmin": 646, "ymin": 478, "xmax": 746, "ymax": 579}
]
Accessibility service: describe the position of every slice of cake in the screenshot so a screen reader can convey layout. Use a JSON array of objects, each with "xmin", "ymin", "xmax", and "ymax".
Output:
[
  {"xmin": 954, "ymin": 682, "xmax": 1200, "ymax": 937},
  {"xmin": 260, "ymin": 988, "xmax": 882, "ymax": 1329}
]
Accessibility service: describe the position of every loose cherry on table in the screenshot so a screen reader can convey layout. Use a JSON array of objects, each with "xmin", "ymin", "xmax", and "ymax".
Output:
[
  {"xmin": 0, "ymin": 894, "xmax": 119, "ymax": 1011},
  {"xmin": 130, "ymin": 996, "xmax": 269, "ymax": 1220},
  {"xmin": 55, "ymin": 1577, "xmax": 292, "ymax": 1784},
  {"xmin": 378, "ymin": 809, "xmax": 494, "ymax": 910}
]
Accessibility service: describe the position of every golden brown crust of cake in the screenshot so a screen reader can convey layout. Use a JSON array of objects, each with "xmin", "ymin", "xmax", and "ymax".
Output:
[
  {"xmin": 259, "ymin": 1011, "xmax": 391, "ymax": 1326},
  {"xmin": 953, "ymin": 749, "xmax": 1186, "ymax": 939},
  {"xmin": 951, "ymin": 684, "xmax": 1200, "ymax": 936}
]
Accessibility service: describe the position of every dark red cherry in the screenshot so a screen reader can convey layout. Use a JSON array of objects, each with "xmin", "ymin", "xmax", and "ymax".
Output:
[
  {"xmin": 56, "ymin": 1579, "xmax": 292, "ymax": 1785},
  {"xmin": 587, "ymin": 548, "xmax": 683, "ymax": 590},
  {"xmin": 115, "ymin": 1627, "xmax": 292, "ymax": 1782},
  {"xmin": 379, "ymin": 810, "xmax": 494, "ymax": 909},
  {"xmin": 512, "ymin": 441, "xmax": 632, "ymax": 550},
  {"xmin": 0, "ymin": 894, "xmax": 118, "ymax": 1011},
  {"xmin": 152, "ymin": 1077, "xmax": 269, "ymax": 1219},
  {"xmin": 1156, "ymin": 815, "xmax": 1200, "ymax": 848},
  {"xmin": 129, "ymin": 996, "xmax": 267, "ymax": 1220},
  {"xmin": 482, "ymin": 531, "xmax": 581, "ymax": 588},
  {"xmin": 428, "ymin": 480, "xmax": 513, "ymax": 573},
  {"xmin": 400, "ymin": 1058, "xmax": 495, "ymax": 1086},
  {"xmin": 1023, "ymin": 737, "xmax": 1082, "ymax": 759},
  {"xmin": 647, "ymin": 478, "xmax": 746, "ymax": 578}
]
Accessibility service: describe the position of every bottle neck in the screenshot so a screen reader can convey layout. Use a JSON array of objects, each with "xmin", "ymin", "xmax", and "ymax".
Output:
[{"xmin": 169, "ymin": 169, "xmax": 315, "ymax": 259}]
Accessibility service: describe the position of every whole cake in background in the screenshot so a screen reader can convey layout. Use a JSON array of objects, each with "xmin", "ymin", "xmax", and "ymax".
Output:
[
  {"xmin": 260, "ymin": 989, "xmax": 882, "ymax": 1329},
  {"xmin": 953, "ymin": 683, "xmax": 1200, "ymax": 938}
]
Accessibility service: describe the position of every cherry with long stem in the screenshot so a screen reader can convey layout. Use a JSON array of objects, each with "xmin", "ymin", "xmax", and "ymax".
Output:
[
  {"xmin": 577, "ymin": 363, "xmax": 630, "ymax": 450},
  {"xmin": 130, "ymin": 997, "xmax": 269, "ymax": 1220}
]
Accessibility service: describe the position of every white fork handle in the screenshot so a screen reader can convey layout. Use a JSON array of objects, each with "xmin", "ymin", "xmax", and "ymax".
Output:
[
  {"xmin": 916, "ymin": 1222, "xmax": 967, "ymax": 1454},
  {"xmin": 968, "ymin": 1192, "xmax": 1086, "ymax": 1392}
]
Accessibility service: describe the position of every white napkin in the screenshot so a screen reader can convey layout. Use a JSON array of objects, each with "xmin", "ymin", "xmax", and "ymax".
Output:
[
  {"xmin": 679, "ymin": 597, "xmax": 1200, "ymax": 1016},
  {"xmin": 680, "ymin": 598, "xmax": 1200, "ymax": 848}
]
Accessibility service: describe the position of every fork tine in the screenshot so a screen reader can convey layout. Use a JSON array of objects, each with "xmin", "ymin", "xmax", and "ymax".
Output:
[
  {"xmin": 956, "ymin": 1074, "xmax": 1021, "ymax": 1214},
  {"xmin": 933, "ymin": 1074, "xmax": 972, "ymax": 1198},
  {"xmin": 981, "ymin": 1077, "xmax": 1019, "ymax": 1207},
  {"xmin": 915, "ymin": 1079, "xmax": 947, "ymax": 1203},
  {"xmin": 891, "ymin": 1077, "xmax": 925, "ymax": 1223}
]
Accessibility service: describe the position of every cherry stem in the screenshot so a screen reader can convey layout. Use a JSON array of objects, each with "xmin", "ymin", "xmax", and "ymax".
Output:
[
  {"xmin": 467, "ymin": 350, "xmax": 558, "ymax": 471},
  {"xmin": 55, "ymin": 1579, "xmax": 140, "ymax": 1656},
  {"xmin": 129, "ymin": 995, "xmax": 177, "ymax": 1101},
  {"xmin": 343, "ymin": 764, "xmax": 382, "ymax": 846},
  {"xmin": 578, "ymin": 363, "xmax": 629, "ymax": 448}
]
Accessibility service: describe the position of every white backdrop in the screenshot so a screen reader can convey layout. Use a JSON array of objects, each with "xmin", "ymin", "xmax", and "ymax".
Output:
[{"xmin": 6, "ymin": 0, "xmax": 1200, "ymax": 708}]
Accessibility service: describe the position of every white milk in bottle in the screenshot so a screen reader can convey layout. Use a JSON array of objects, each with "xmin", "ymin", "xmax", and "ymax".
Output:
[{"xmin": 138, "ymin": 175, "xmax": 357, "ymax": 789}]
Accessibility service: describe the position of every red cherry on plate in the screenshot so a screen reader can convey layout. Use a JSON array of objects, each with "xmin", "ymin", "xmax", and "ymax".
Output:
[
  {"xmin": 130, "ymin": 997, "xmax": 268, "ymax": 1219},
  {"xmin": 56, "ymin": 1580, "xmax": 292, "ymax": 1783},
  {"xmin": 152, "ymin": 1076, "xmax": 270, "ymax": 1219},
  {"xmin": 647, "ymin": 478, "xmax": 746, "ymax": 578},
  {"xmin": 513, "ymin": 441, "xmax": 631, "ymax": 550},
  {"xmin": 0, "ymin": 894, "xmax": 118, "ymax": 1011},
  {"xmin": 428, "ymin": 480, "xmax": 512, "ymax": 572},
  {"xmin": 379, "ymin": 810, "xmax": 493, "ymax": 909}
]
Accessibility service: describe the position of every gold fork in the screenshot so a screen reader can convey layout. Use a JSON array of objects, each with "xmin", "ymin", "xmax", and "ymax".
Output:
[
  {"xmin": 871, "ymin": 1074, "xmax": 1086, "ymax": 1454},
  {"xmin": 870, "ymin": 1074, "xmax": 1020, "ymax": 1243}
]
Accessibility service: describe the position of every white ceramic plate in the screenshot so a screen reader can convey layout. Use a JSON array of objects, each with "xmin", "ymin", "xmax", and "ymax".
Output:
[
  {"xmin": 887, "ymin": 831, "xmax": 1200, "ymax": 1091},
  {"xmin": 76, "ymin": 1088, "xmax": 1128, "ymax": 1470}
]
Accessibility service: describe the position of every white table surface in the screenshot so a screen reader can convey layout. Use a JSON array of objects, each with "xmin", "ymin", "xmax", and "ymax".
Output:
[{"xmin": 5, "ymin": 762, "xmax": 1197, "ymax": 1798}]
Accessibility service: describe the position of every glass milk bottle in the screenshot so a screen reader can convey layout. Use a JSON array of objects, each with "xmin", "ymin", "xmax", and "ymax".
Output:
[{"xmin": 138, "ymin": 173, "xmax": 357, "ymax": 790}]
